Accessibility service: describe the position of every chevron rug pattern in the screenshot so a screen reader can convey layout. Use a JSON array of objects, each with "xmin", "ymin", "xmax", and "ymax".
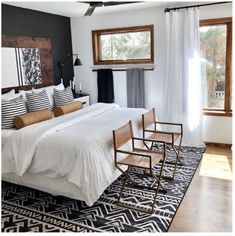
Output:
[{"xmin": 2, "ymin": 146, "xmax": 205, "ymax": 232}]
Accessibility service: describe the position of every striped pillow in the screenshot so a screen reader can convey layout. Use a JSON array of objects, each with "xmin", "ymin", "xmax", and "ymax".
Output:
[
  {"xmin": 26, "ymin": 89, "xmax": 51, "ymax": 112},
  {"xmin": 54, "ymin": 86, "xmax": 74, "ymax": 107},
  {"xmin": 2, "ymin": 95, "xmax": 27, "ymax": 129}
]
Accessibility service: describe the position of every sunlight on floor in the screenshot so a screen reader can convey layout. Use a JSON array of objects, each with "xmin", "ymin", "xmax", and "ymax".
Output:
[{"xmin": 199, "ymin": 153, "xmax": 232, "ymax": 180}]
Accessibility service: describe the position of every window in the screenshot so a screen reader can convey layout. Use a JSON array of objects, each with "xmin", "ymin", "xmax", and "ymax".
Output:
[
  {"xmin": 92, "ymin": 25, "xmax": 154, "ymax": 65},
  {"xmin": 200, "ymin": 18, "xmax": 232, "ymax": 116}
]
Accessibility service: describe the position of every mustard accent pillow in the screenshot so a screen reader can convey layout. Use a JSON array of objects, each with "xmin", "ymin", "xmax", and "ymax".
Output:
[
  {"xmin": 54, "ymin": 101, "xmax": 83, "ymax": 117},
  {"xmin": 14, "ymin": 109, "xmax": 53, "ymax": 129}
]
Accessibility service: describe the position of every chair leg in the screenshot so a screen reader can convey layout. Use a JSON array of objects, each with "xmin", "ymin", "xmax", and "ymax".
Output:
[
  {"xmin": 143, "ymin": 169, "xmax": 167, "ymax": 193},
  {"xmin": 173, "ymin": 141, "xmax": 183, "ymax": 165},
  {"xmin": 116, "ymin": 166, "xmax": 130, "ymax": 204},
  {"xmin": 116, "ymin": 165, "xmax": 167, "ymax": 214},
  {"xmin": 152, "ymin": 142, "xmax": 183, "ymax": 166},
  {"xmin": 150, "ymin": 142, "xmax": 180, "ymax": 180},
  {"xmin": 149, "ymin": 157, "xmax": 166, "ymax": 212},
  {"xmin": 171, "ymin": 137, "xmax": 183, "ymax": 179}
]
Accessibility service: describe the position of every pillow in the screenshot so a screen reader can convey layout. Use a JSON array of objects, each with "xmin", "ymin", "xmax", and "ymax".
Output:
[
  {"xmin": 53, "ymin": 86, "xmax": 74, "ymax": 107},
  {"xmin": 1, "ymin": 89, "xmax": 15, "ymax": 98},
  {"xmin": 54, "ymin": 101, "xmax": 83, "ymax": 117},
  {"xmin": 2, "ymin": 89, "xmax": 22, "ymax": 101},
  {"xmin": 18, "ymin": 89, "xmax": 33, "ymax": 101},
  {"xmin": 26, "ymin": 89, "xmax": 51, "ymax": 112},
  {"xmin": 54, "ymin": 83, "xmax": 65, "ymax": 90},
  {"xmin": 14, "ymin": 109, "xmax": 53, "ymax": 129},
  {"xmin": 2, "ymin": 95, "xmax": 27, "ymax": 129},
  {"xmin": 33, "ymin": 83, "xmax": 65, "ymax": 108}
]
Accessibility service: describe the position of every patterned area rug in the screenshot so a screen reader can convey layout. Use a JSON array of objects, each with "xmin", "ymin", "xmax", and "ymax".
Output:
[{"xmin": 2, "ymin": 146, "xmax": 205, "ymax": 232}]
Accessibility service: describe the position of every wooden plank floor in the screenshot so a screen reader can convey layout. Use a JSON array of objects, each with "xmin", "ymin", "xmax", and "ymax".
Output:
[{"xmin": 169, "ymin": 144, "xmax": 232, "ymax": 232}]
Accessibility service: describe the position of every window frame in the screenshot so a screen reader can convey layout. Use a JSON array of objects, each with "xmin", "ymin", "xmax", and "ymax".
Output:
[
  {"xmin": 200, "ymin": 17, "xmax": 232, "ymax": 117},
  {"xmin": 92, "ymin": 25, "xmax": 154, "ymax": 65}
]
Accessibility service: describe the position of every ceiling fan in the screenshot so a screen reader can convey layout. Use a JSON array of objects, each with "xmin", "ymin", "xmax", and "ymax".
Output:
[{"xmin": 81, "ymin": 1, "xmax": 141, "ymax": 16}]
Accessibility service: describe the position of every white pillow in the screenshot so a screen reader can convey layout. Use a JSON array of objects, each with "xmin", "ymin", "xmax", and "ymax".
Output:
[
  {"xmin": 1, "ymin": 89, "xmax": 17, "ymax": 100},
  {"xmin": 18, "ymin": 89, "xmax": 33, "ymax": 101},
  {"xmin": 2, "ymin": 89, "xmax": 25, "ymax": 101},
  {"xmin": 2, "ymin": 89, "xmax": 15, "ymax": 96},
  {"xmin": 33, "ymin": 83, "xmax": 64, "ymax": 108},
  {"xmin": 54, "ymin": 83, "xmax": 65, "ymax": 90}
]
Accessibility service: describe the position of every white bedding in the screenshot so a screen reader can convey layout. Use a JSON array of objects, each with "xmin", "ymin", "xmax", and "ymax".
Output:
[
  {"xmin": 2, "ymin": 103, "xmax": 147, "ymax": 206},
  {"xmin": 2, "ymin": 128, "xmax": 16, "ymax": 147}
]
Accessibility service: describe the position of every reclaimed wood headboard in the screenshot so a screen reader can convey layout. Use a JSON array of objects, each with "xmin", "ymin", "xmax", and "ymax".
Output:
[{"xmin": 2, "ymin": 35, "xmax": 54, "ymax": 94}]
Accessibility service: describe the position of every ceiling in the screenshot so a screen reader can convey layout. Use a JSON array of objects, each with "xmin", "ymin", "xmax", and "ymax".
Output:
[{"xmin": 3, "ymin": 1, "xmax": 175, "ymax": 18}]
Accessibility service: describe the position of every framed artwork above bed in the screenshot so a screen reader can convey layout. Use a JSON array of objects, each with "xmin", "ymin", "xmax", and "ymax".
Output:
[{"xmin": 2, "ymin": 35, "xmax": 54, "ymax": 94}]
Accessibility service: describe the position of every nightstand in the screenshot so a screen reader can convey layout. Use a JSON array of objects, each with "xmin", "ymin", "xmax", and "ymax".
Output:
[{"xmin": 74, "ymin": 93, "xmax": 90, "ymax": 108}]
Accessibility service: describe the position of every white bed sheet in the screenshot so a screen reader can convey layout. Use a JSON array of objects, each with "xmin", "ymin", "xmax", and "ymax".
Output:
[
  {"xmin": 2, "ymin": 172, "xmax": 121, "ymax": 203},
  {"xmin": 1, "ymin": 128, "xmax": 16, "ymax": 147},
  {"xmin": 2, "ymin": 172, "xmax": 88, "ymax": 202},
  {"xmin": 2, "ymin": 103, "xmax": 147, "ymax": 206}
]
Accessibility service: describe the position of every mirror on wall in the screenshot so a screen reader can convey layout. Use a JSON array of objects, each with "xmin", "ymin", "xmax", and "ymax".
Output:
[{"xmin": 2, "ymin": 47, "xmax": 42, "ymax": 88}]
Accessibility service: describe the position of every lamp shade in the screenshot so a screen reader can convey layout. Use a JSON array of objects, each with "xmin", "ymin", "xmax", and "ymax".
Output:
[{"xmin": 74, "ymin": 58, "xmax": 82, "ymax": 66}]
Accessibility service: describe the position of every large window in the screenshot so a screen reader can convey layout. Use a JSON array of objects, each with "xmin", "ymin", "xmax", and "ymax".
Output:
[
  {"xmin": 92, "ymin": 25, "xmax": 154, "ymax": 65},
  {"xmin": 200, "ymin": 18, "xmax": 232, "ymax": 116}
]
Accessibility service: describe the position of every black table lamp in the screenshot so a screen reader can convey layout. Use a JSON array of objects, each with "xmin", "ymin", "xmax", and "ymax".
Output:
[{"xmin": 74, "ymin": 57, "xmax": 82, "ymax": 66}]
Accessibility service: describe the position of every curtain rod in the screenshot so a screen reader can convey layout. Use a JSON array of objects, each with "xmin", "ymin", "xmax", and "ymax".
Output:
[{"xmin": 164, "ymin": 1, "xmax": 231, "ymax": 13}]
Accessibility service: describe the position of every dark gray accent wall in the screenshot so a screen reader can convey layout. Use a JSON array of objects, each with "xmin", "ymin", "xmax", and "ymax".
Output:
[{"xmin": 2, "ymin": 4, "xmax": 74, "ymax": 86}]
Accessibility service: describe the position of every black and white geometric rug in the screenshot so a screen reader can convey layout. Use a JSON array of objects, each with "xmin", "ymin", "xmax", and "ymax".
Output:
[{"xmin": 2, "ymin": 146, "xmax": 205, "ymax": 232}]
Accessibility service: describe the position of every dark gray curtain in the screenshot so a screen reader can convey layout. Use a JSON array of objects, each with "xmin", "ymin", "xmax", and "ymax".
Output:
[
  {"xmin": 126, "ymin": 68, "xmax": 145, "ymax": 108},
  {"xmin": 97, "ymin": 69, "xmax": 114, "ymax": 103}
]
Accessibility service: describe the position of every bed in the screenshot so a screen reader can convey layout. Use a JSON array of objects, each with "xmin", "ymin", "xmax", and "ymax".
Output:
[{"xmin": 2, "ymin": 103, "xmax": 147, "ymax": 206}]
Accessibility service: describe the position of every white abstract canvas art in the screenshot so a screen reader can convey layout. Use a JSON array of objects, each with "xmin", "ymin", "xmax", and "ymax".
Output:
[{"xmin": 18, "ymin": 48, "xmax": 42, "ymax": 85}]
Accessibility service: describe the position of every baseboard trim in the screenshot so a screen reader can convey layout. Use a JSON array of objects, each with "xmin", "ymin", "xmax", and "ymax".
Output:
[{"xmin": 205, "ymin": 142, "xmax": 232, "ymax": 148}]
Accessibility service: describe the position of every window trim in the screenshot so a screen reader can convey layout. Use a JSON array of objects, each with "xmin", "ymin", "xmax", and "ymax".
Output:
[
  {"xmin": 92, "ymin": 25, "xmax": 154, "ymax": 65},
  {"xmin": 200, "ymin": 17, "xmax": 232, "ymax": 117}
]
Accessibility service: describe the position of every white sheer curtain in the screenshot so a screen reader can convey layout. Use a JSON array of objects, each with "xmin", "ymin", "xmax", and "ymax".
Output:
[{"xmin": 162, "ymin": 9, "xmax": 204, "ymax": 147}]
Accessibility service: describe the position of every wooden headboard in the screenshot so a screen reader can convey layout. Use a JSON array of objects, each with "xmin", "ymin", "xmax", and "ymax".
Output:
[{"xmin": 2, "ymin": 35, "xmax": 54, "ymax": 94}]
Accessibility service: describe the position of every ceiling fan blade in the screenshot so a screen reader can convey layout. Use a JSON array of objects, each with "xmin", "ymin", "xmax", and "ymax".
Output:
[
  {"xmin": 81, "ymin": 1, "xmax": 141, "ymax": 16},
  {"xmin": 84, "ymin": 5, "xmax": 96, "ymax": 16},
  {"xmin": 103, "ymin": 1, "xmax": 140, "ymax": 7}
]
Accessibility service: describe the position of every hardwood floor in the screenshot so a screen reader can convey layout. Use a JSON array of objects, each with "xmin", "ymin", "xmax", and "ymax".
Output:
[{"xmin": 169, "ymin": 144, "xmax": 232, "ymax": 232}]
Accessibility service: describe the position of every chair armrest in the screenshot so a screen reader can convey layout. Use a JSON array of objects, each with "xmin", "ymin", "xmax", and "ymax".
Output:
[
  {"xmin": 155, "ymin": 121, "xmax": 183, "ymax": 135},
  {"xmin": 116, "ymin": 149, "xmax": 151, "ymax": 158}
]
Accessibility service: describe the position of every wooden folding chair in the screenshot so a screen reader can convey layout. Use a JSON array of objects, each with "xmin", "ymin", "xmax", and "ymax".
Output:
[
  {"xmin": 142, "ymin": 108, "xmax": 183, "ymax": 180},
  {"xmin": 113, "ymin": 121, "xmax": 167, "ymax": 214}
]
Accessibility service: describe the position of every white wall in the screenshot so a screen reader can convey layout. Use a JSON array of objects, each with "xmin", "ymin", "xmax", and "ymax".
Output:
[
  {"xmin": 71, "ymin": 6, "xmax": 166, "ymax": 110},
  {"xmin": 203, "ymin": 116, "xmax": 232, "ymax": 144},
  {"xmin": 71, "ymin": 3, "xmax": 232, "ymax": 144}
]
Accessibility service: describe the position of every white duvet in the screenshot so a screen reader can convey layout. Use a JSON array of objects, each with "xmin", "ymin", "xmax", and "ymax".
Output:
[{"xmin": 2, "ymin": 103, "xmax": 147, "ymax": 206}]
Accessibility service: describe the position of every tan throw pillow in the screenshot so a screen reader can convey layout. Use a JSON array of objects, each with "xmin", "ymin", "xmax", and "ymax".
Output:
[
  {"xmin": 54, "ymin": 101, "xmax": 83, "ymax": 117},
  {"xmin": 14, "ymin": 109, "xmax": 53, "ymax": 129}
]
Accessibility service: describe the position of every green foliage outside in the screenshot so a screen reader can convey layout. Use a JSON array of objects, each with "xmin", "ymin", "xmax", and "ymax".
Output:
[
  {"xmin": 101, "ymin": 31, "xmax": 151, "ymax": 60},
  {"xmin": 200, "ymin": 25, "xmax": 226, "ymax": 109}
]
